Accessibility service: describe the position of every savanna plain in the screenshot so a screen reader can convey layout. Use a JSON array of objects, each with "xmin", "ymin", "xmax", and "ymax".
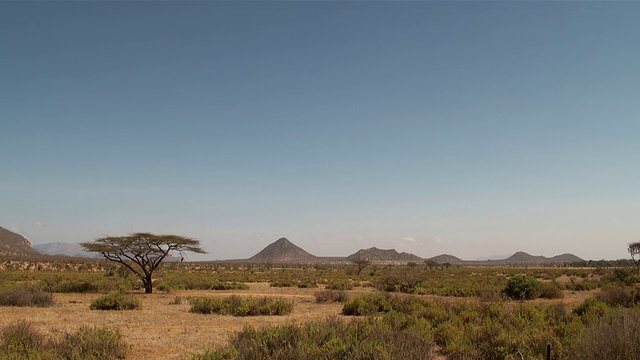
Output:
[{"xmin": 1, "ymin": 259, "xmax": 640, "ymax": 360}]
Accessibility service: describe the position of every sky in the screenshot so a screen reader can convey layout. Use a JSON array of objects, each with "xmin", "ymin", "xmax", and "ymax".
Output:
[{"xmin": 1, "ymin": 2, "xmax": 639, "ymax": 261}]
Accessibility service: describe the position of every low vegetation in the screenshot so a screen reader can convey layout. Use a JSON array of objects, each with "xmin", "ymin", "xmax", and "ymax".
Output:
[
  {"xmin": 0, "ymin": 288, "xmax": 53, "ymax": 307},
  {"xmin": 193, "ymin": 315, "xmax": 436, "ymax": 360},
  {"xmin": 314, "ymin": 289, "xmax": 349, "ymax": 303},
  {"xmin": 188, "ymin": 295, "xmax": 293, "ymax": 316},
  {"xmin": 0, "ymin": 320, "xmax": 127, "ymax": 360},
  {"xmin": 3, "ymin": 258, "xmax": 640, "ymax": 359}
]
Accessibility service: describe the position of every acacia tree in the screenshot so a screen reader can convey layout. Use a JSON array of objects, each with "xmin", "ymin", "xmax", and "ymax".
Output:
[
  {"xmin": 629, "ymin": 242, "xmax": 640, "ymax": 272},
  {"xmin": 80, "ymin": 233, "xmax": 207, "ymax": 293},
  {"xmin": 352, "ymin": 259, "xmax": 371, "ymax": 276}
]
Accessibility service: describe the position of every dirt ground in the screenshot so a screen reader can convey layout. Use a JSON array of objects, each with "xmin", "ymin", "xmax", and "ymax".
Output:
[{"xmin": 0, "ymin": 284, "xmax": 596, "ymax": 359}]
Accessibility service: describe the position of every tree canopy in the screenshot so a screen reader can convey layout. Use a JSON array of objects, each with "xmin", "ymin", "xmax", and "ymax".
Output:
[{"xmin": 80, "ymin": 233, "xmax": 207, "ymax": 293}]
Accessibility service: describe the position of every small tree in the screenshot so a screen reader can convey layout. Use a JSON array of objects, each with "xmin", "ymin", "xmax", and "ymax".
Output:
[
  {"xmin": 352, "ymin": 260, "xmax": 371, "ymax": 276},
  {"xmin": 80, "ymin": 233, "xmax": 207, "ymax": 293},
  {"xmin": 629, "ymin": 242, "xmax": 640, "ymax": 272},
  {"xmin": 504, "ymin": 275, "xmax": 542, "ymax": 300}
]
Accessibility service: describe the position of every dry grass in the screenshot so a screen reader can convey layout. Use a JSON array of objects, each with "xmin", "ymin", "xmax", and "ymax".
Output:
[{"xmin": 0, "ymin": 283, "xmax": 367, "ymax": 359}]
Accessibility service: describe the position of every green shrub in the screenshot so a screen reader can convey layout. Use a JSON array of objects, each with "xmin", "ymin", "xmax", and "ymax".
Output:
[
  {"xmin": 195, "ymin": 315, "xmax": 436, "ymax": 360},
  {"xmin": 56, "ymin": 326, "xmax": 127, "ymax": 359},
  {"xmin": 0, "ymin": 320, "xmax": 47, "ymax": 356},
  {"xmin": 504, "ymin": 275, "xmax": 543, "ymax": 300},
  {"xmin": 573, "ymin": 298, "xmax": 609, "ymax": 321},
  {"xmin": 53, "ymin": 280, "xmax": 98, "ymax": 293},
  {"xmin": 0, "ymin": 321, "xmax": 127, "ymax": 360},
  {"xmin": 314, "ymin": 290, "xmax": 348, "ymax": 303},
  {"xmin": 326, "ymin": 280, "xmax": 354, "ymax": 290},
  {"xmin": 90, "ymin": 291, "xmax": 141, "ymax": 311},
  {"xmin": 342, "ymin": 293, "xmax": 390, "ymax": 315},
  {"xmin": 188, "ymin": 296, "xmax": 293, "ymax": 316},
  {"xmin": 0, "ymin": 288, "xmax": 54, "ymax": 307}
]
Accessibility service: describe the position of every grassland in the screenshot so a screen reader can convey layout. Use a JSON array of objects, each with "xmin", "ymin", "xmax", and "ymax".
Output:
[{"xmin": 0, "ymin": 260, "xmax": 638, "ymax": 359}]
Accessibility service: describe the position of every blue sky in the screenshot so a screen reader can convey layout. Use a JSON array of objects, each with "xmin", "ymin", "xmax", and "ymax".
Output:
[{"xmin": 1, "ymin": 2, "xmax": 638, "ymax": 261}]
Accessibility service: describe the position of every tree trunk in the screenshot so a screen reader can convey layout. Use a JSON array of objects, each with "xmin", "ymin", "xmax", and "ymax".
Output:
[{"xmin": 144, "ymin": 274, "xmax": 153, "ymax": 294}]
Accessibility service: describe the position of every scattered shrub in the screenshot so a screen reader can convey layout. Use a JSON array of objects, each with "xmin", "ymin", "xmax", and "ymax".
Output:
[
  {"xmin": 504, "ymin": 275, "xmax": 542, "ymax": 300},
  {"xmin": 314, "ymin": 290, "xmax": 348, "ymax": 303},
  {"xmin": 56, "ymin": 326, "xmax": 127, "ymax": 360},
  {"xmin": 326, "ymin": 279, "xmax": 354, "ymax": 290},
  {"xmin": 90, "ymin": 291, "xmax": 141, "ymax": 311},
  {"xmin": 0, "ymin": 288, "xmax": 54, "ymax": 307},
  {"xmin": 188, "ymin": 296, "xmax": 293, "ymax": 316},
  {"xmin": 540, "ymin": 282, "xmax": 564, "ymax": 299}
]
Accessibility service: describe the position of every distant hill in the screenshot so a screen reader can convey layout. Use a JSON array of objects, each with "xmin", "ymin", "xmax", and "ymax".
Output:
[
  {"xmin": 487, "ymin": 251, "xmax": 584, "ymax": 265},
  {"xmin": 0, "ymin": 226, "xmax": 41, "ymax": 257},
  {"xmin": 347, "ymin": 247, "xmax": 423, "ymax": 265},
  {"xmin": 248, "ymin": 237, "xmax": 318, "ymax": 264},
  {"xmin": 426, "ymin": 254, "xmax": 465, "ymax": 265},
  {"xmin": 33, "ymin": 242, "xmax": 90, "ymax": 258}
]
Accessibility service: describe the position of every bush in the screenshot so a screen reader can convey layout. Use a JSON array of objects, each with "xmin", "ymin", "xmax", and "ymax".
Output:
[
  {"xmin": 0, "ymin": 288, "xmax": 54, "ymax": 307},
  {"xmin": 504, "ymin": 275, "xmax": 542, "ymax": 300},
  {"xmin": 540, "ymin": 282, "xmax": 564, "ymax": 299},
  {"xmin": 573, "ymin": 298, "xmax": 609, "ymax": 320},
  {"xmin": 188, "ymin": 296, "xmax": 293, "ymax": 316},
  {"xmin": 314, "ymin": 290, "xmax": 348, "ymax": 303},
  {"xmin": 0, "ymin": 320, "xmax": 47, "ymax": 356},
  {"xmin": 342, "ymin": 293, "xmax": 390, "ymax": 315},
  {"xmin": 0, "ymin": 321, "xmax": 127, "ymax": 360},
  {"xmin": 53, "ymin": 280, "xmax": 98, "ymax": 293},
  {"xmin": 90, "ymin": 291, "xmax": 141, "ymax": 311},
  {"xmin": 56, "ymin": 326, "xmax": 127, "ymax": 360},
  {"xmin": 597, "ymin": 286, "xmax": 640, "ymax": 308},
  {"xmin": 326, "ymin": 280, "xmax": 354, "ymax": 291}
]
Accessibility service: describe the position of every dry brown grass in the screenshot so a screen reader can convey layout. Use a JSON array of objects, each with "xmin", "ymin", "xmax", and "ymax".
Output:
[{"xmin": 0, "ymin": 283, "xmax": 373, "ymax": 359}]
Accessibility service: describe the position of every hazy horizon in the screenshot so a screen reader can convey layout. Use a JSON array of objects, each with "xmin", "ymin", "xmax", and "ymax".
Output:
[{"xmin": 2, "ymin": 2, "xmax": 638, "ymax": 262}]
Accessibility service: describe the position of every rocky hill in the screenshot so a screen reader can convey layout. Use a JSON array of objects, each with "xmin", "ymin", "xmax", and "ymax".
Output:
[
  {"xmin": 425, "ymin": 254, "xmax": 466, "ymax": 265},
  {"xmin": 248, "ymin": 237, "xmax": 318, "ymax": 264},
  {"xmin": 33, "ymin": 242, "xmax": 90, "ymax": 257},
  {"xmin": 0, "ymin": 226, "xmax": 41, "ymax": 257},
  {"xmin": 483, "ymin": 251, "xmax": 584, "ymax": 265},
  {"xmin": 347, "ymin": 247, "xmax": 423, "ymax": 265}
]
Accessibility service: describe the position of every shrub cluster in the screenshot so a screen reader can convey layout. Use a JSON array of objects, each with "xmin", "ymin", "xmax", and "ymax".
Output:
[
  {"xmin": 188, "ymin": 296, "xmax": 293, "ymax": 316},
  {"xmin": 314, "ymin": 289, "xmax": 348, "ymax": 303},
  {"xmin": 90, "ymin": 291, "xmax": 142, "ymax": 311},
  {"xmin": 0, "ymin": 288, "xmax": 54, "ymax": 307},
  {"xmin": 0, "ymin": 320, "xmax": 127, "ymax": 360},
  {"xmin": 503, "ymin": 275, "xmax": 543, "ymax": 300},
  {"xmin": 193, "ymin": 315, "xmax": 436, "ymax": 360},
  {"xmin": 341, "ymin": 293, "xmax": 598, "ymax": 359}
]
